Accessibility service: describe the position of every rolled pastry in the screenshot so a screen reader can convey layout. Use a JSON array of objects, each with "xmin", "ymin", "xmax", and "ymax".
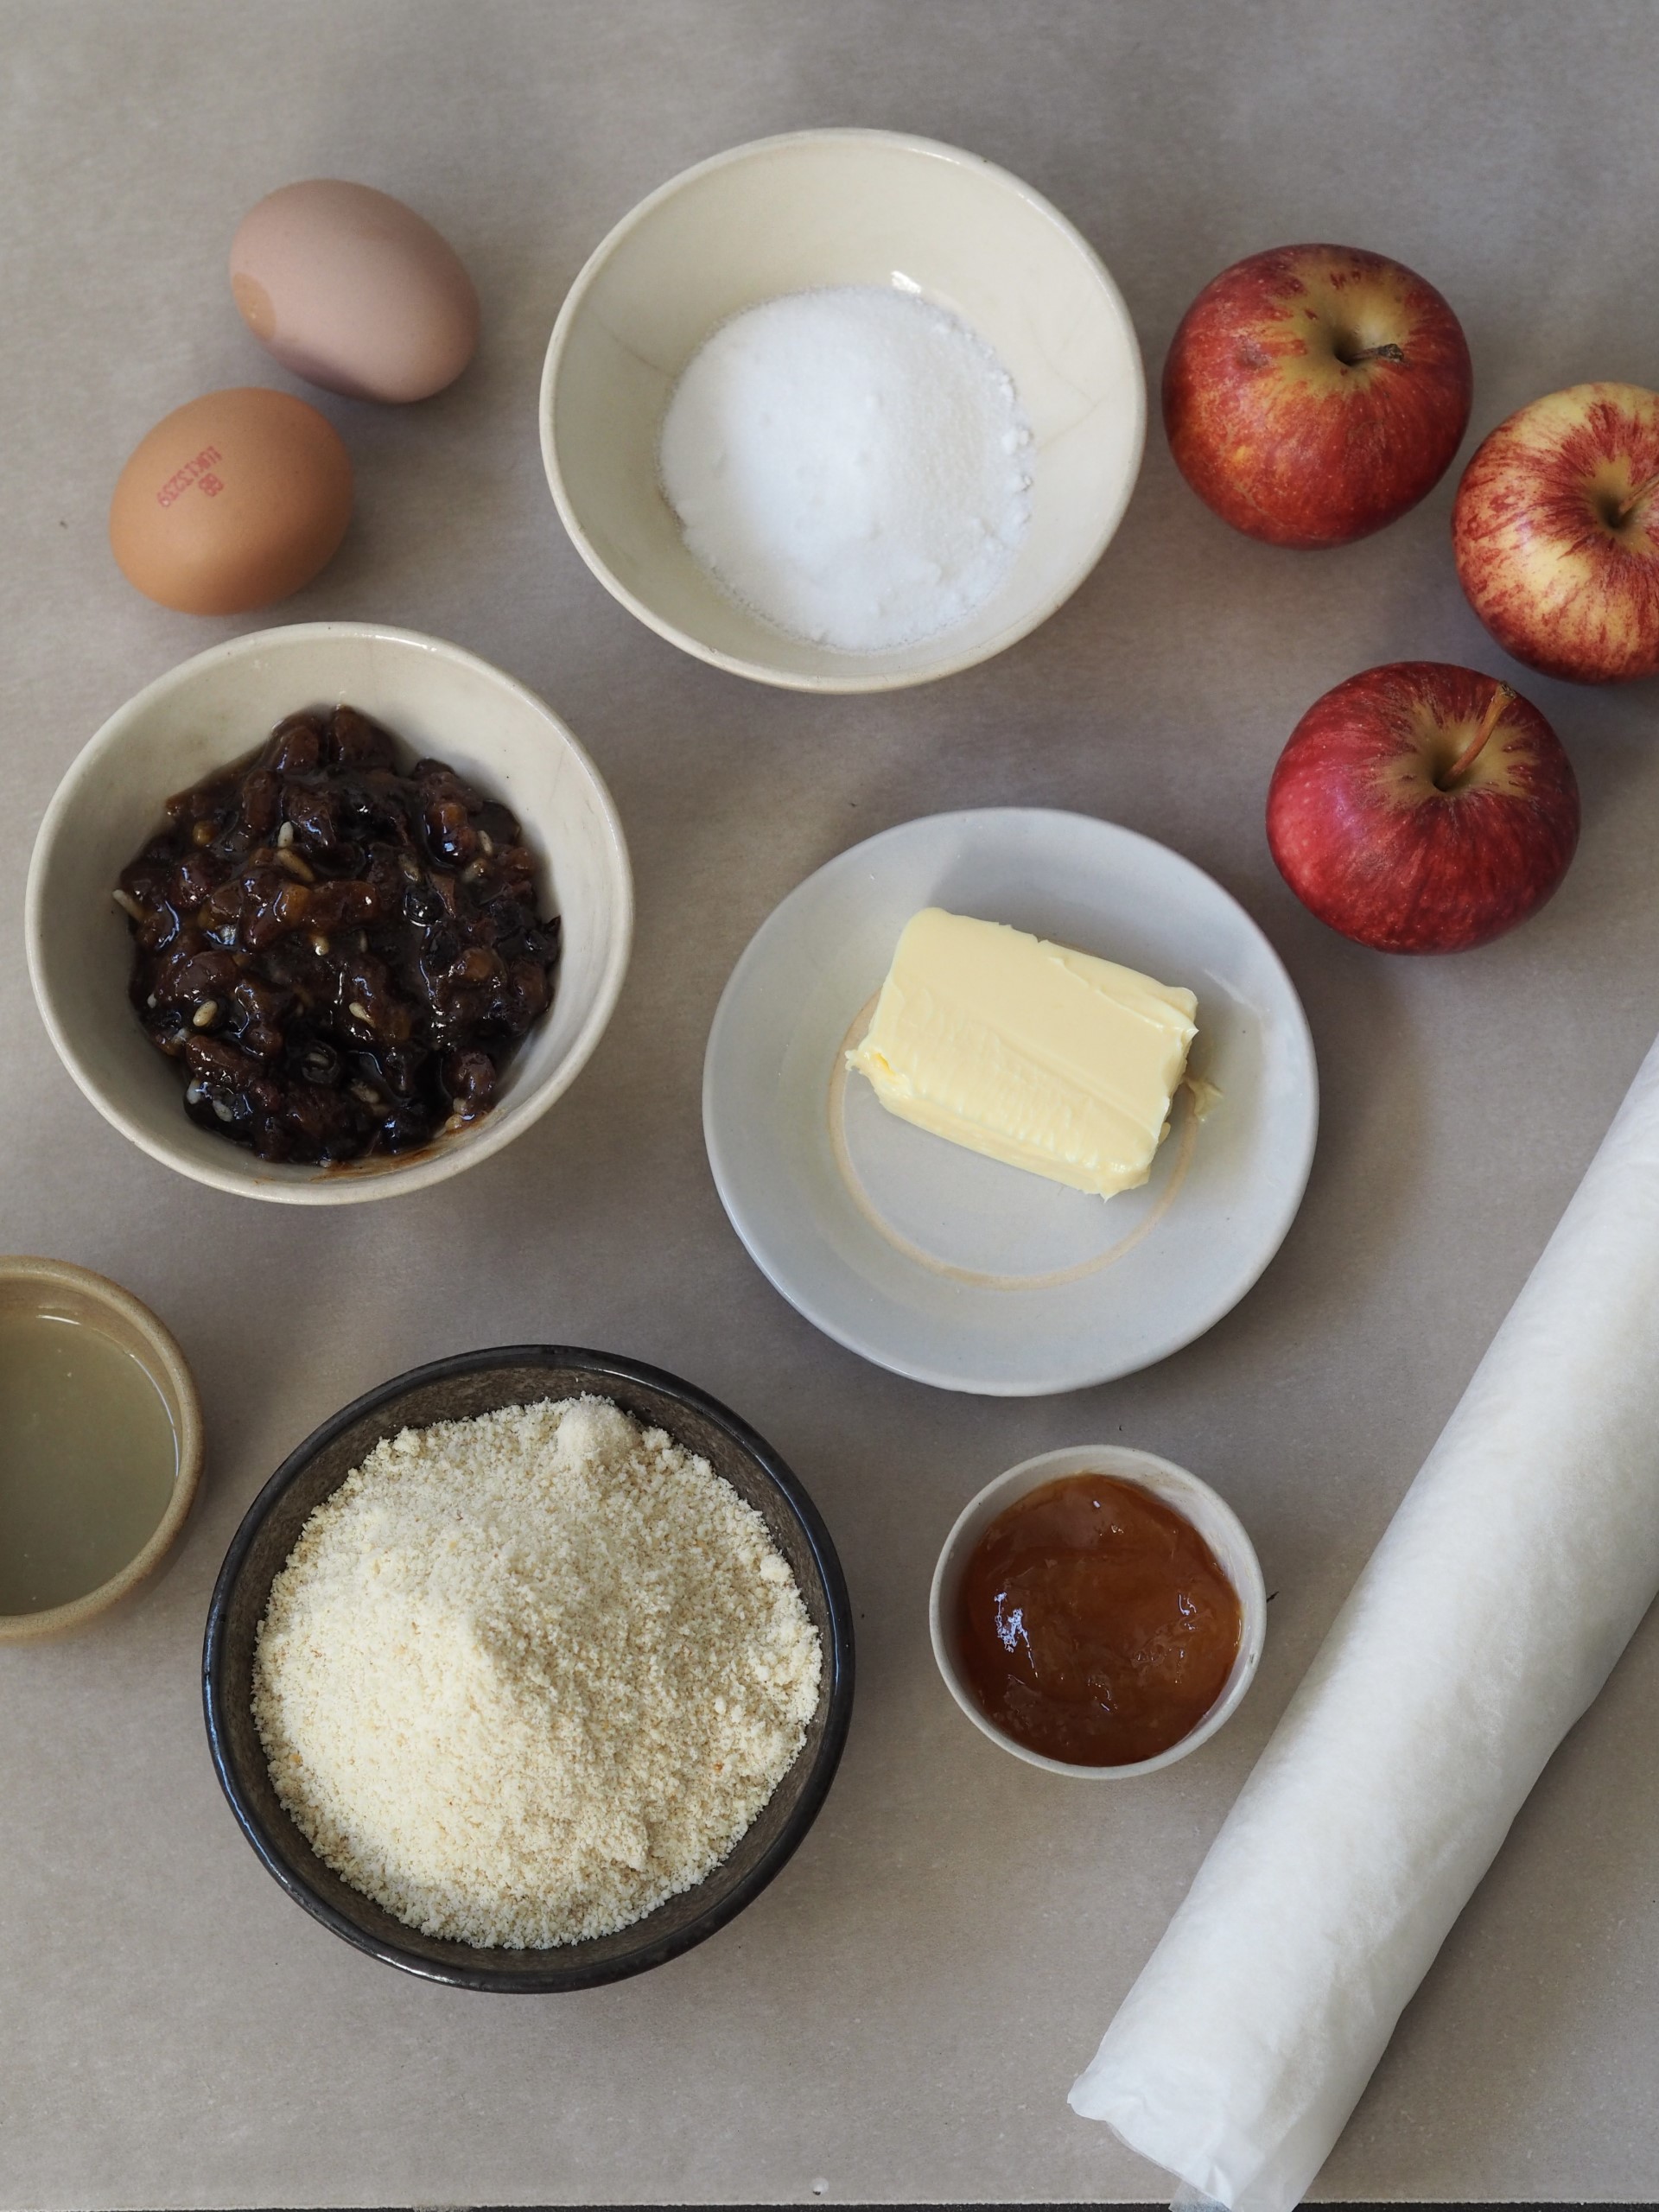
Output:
[{"xmin": 1070, "ymin": 1032, "xmax": 1659, "ymax": 2212}]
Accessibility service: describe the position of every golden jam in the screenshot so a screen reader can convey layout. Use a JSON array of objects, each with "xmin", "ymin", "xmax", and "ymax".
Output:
[{"xmin": 956, "ymin": 1471, "xmax": 1242, "ymax": 1766}]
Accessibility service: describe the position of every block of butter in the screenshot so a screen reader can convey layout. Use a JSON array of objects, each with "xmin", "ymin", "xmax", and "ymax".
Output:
[{"xmin": 847, "ymin": 907, "xmax": 1198, "ymax": 1199}]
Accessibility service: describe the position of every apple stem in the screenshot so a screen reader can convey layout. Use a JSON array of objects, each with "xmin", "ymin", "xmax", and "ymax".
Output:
[
  {"xmin": 1613, "ymin": 471, "xmax": 1659, "ymax": 524},
  {"xmin": 1442, "ymin": 683, "xmax": 1515, "ymax": 789},
  {"xmin": 1343, "ymin": 341, "xmax": 1406, "ymax": 366}
]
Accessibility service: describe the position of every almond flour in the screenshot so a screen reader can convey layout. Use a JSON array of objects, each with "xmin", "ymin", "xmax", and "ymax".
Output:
[{"xmin": 252, "ymin": 1395, "xmax": 822, "ymax": 1948}]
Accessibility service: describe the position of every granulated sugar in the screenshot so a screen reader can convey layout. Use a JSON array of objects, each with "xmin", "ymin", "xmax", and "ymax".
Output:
[
  {"xmin": 658, "ymin": 284, "xmax": 1033, "ymax": 652},
  {"xmin": 252, "ymin": 1395, "xmax": 822, "ymax": 1948}
]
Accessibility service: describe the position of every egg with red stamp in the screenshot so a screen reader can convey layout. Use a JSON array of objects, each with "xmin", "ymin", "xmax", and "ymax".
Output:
[
  {"xmin": 230, "ymin": 180, "xmax": 480, "ymax": 404},
  {"xmin": 108, "ymin": 387, "xmax": 353, "ymax": 615}
]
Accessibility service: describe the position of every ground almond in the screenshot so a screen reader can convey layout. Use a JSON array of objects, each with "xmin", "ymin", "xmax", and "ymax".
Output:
[{"xmin": 252, "ymin": 1395, "xmax": 822, "ymax": 1948}]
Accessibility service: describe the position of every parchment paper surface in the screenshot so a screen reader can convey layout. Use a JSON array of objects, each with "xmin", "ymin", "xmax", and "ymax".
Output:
[{"xmin": 7, "ymin": 3, "xmax": 1659, "ymax": 2206}]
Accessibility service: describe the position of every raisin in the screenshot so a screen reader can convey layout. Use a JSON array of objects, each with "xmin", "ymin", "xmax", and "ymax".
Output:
[{"xmin": 263, "ymin": 713, "xmax": 325, "ymax": 776}]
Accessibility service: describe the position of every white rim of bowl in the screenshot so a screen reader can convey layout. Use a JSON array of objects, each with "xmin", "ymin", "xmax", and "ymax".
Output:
[
  {"xmin": 927, "ymin": 1445, "xmax": 1268, "ymax": 1778},
  {"xmin": 539, "ymin": 126, "xmax": 1147, "ymax": 694},
  {"xmin": 23, "ymin": 621, "xmax": 634, "ymax": 1205}
]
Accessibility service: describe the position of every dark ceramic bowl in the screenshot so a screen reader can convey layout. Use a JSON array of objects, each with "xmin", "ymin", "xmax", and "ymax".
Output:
[{"xmin": 203, "ymin": 1345, "xmax": 855, "ymax": 1991}]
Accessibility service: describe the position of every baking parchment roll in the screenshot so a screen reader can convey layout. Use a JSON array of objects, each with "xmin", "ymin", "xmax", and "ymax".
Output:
[{"xmin": 1070, "ymin": 1032, "xmax": 1659, "ymax": 2212}]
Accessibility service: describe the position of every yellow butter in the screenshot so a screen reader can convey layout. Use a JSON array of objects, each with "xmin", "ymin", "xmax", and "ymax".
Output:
[{"xmin": 847, "ymin": 907, "xmax": 1198, "ymax": 1199}]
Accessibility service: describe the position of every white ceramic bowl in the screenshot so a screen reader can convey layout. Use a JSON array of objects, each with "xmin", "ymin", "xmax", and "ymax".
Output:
[
  {"xmin": 542, "ymin": 129, "xmax": 1145, "ymax": 692},
  {"xmin": 929, "ymin": 1445, "xmax": 1267, "ymax": 1778},
  {"xmin": 26, "ymin": 624, "xmax": 632, "ymax": 1205}
]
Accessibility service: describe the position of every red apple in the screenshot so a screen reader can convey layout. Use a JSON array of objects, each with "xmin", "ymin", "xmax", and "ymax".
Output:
[
  {"xmin": 1163, "ymin": 245, "xmax": 1472, "ymax": 548},
  {"xmin": 1452, "ymin": 382, "xmax": 1659, "ymax": 683},
  {"xmin": 1266, "ymin": 663, "xmax": 1580, "ymax": 953}
]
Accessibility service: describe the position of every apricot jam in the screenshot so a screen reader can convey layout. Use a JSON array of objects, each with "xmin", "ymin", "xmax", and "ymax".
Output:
[{"xmin": 955, "ymin": 1471, "xmax": 1242, "ymax": 1766}]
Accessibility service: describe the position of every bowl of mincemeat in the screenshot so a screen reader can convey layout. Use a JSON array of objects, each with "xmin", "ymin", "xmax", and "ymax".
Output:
[
  {"xmin": 26, "ymin": 623, "xmax": 632, "ymax": 1204},
  {"xmin": 203, "ymin": 1344, "xmax": 855, "ymax": 1990}
]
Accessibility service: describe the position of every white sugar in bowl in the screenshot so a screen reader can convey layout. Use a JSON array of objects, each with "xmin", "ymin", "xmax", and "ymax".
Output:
[{"xmin": 542, "ymin": 129, "xmax": 1145, "ymax": 693}]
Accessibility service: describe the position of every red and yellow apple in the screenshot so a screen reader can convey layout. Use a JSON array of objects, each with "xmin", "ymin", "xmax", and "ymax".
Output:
[
  {"xmin": 1452, "ymin": 381, "xmax": 1659, "ymax": 683},
  {"xmin": 1163, "ymin": 245, "xmax": 1473, "ymax": 549},
  {"xmin": 1266, "ymin": 663, "xmax": 1580, "ymax": 954}
]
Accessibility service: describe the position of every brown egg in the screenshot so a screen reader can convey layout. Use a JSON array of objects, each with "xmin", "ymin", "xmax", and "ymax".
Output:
[
  {"xmin": 109, "ymin": 389, "xmax": 353, "ymax": 615},
  {"xmin": 230, "ymin": 180, "xmax": 480, "ymax": 404}
]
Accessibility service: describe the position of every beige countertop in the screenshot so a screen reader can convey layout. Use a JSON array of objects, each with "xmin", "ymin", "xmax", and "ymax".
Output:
[{"xmin": 5, "ymin": 2, "xmax": 1659, "ymax": 2203}]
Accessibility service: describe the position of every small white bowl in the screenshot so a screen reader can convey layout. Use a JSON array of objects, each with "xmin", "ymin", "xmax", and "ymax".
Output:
[
  {"xmin": 542, "ymin": 129, "xmax": 1145, "ymax": 693},
  {"xmin": 26, "ymin": 623, "xmax": 632, "ymax": 1205},
  {"xmin": 929, "ymin": 1445, "xmax": 1266, "ymax": 1778}
]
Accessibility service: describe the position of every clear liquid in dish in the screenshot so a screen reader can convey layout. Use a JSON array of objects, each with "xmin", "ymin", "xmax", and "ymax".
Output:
[{"xmin": 0, "ymin": 1312, "xmax": 178, "ymax": 1614}]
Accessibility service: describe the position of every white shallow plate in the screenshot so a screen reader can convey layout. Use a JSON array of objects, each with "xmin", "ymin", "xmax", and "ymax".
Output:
[{"xmin": 702, "ymin": 810, "xmax": 1318, "ymax": 1396}]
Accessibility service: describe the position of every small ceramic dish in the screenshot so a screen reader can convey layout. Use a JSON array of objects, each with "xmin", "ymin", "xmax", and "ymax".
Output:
[
  {"xmin": 702, "ymin": 808, "xmax": 1319, "ymax": 1395},
  {"xmin": 203, "ymin": 1344, "xmax": 855, "ymax": 1991},
  {"xmin": 26, "ymin": 623, "xmax": 632, "ymax": 1205},
  {"xmin": 929, "ymin": 1445, "xmax": 1266, "ymax": 1778},
  {"xmin": 0, "ymin": 1255, "xmax": 203, "ymax": 1643},
  {"xmin": 541, "ymin": 128, "xmax": 1145, "ymax": 692}
]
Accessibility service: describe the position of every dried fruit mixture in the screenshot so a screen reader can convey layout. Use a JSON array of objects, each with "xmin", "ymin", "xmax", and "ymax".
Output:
[{"xmin": 115, "ymin": 704, "xmax": 560, "ymax": 1163}]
